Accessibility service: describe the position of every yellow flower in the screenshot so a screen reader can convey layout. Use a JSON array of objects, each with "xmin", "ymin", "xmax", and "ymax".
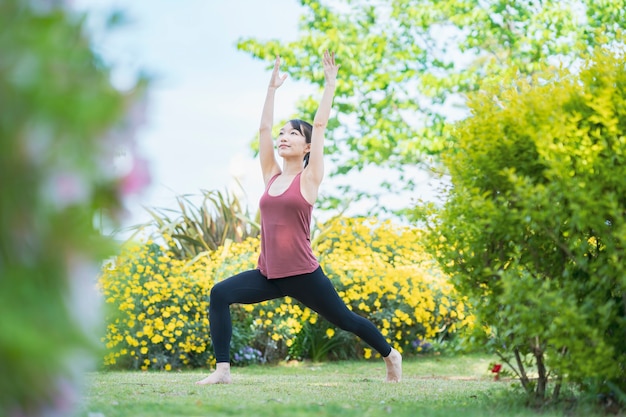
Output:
[
  {"xmin": 363, "ymin": 348, "xmax": 372, "ymax": 359},
  {"xmin": 326, "ymin": 328, "xmax": 335, "ymax": 338}
]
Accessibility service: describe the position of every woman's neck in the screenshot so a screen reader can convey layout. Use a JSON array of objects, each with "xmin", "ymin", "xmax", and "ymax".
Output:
[{"xmin": 281, "ymin": 160, "xmax": 303, "ymax": 176}]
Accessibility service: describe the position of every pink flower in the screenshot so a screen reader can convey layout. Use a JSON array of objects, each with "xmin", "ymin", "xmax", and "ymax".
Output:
[
  {"xmin": 119, "ymin": 156, "xmax": 151, "ymax": 196},
  {"xmin": 43, "ymin": 171, "xmax": 91, "ymax": 210}
]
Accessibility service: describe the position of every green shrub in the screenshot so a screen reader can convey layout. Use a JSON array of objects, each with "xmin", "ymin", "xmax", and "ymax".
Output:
[{"xmin": 425, "ymin": 47, "xmax": 626, "ymax": 406}]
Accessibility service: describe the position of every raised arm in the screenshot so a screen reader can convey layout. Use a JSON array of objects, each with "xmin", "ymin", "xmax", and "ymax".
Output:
[
  {"xmin": 259, "ymin": 56, "xmax": 287, "ymax": 184},
  {"xmin": 302, "ymin": 50, "xmax": 339, "ymax": 196}
]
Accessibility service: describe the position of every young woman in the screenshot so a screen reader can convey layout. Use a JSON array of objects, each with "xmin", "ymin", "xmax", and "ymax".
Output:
[{"xmin": 196, "ymin": 51, "xmax": 402, "ymax": 385}]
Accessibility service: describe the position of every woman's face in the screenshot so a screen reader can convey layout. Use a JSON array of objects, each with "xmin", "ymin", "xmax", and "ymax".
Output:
[{"xmin": 276, "ymin": 122, "xmax": 310, "ymax": 159}]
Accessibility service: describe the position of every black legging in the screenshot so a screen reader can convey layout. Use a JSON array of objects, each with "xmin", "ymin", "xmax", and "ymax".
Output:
[{"xmin": 209, "ymin": 266, "xmax": 392, "ymax": 363}]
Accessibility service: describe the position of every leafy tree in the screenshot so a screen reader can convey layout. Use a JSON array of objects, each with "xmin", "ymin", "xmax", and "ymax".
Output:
[
  {"xmin": 237, "ymin": 0, "xmax": 625, "ymax": 207},
  {"xmin": 425, "ymin": 47, "xmax": 626, "ymax": 406}
]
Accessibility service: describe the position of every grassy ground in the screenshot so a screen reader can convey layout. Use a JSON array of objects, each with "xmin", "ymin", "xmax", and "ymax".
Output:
[{"xmin": 77, "ymin": 354, "xmax": 605, "ymax": 417}]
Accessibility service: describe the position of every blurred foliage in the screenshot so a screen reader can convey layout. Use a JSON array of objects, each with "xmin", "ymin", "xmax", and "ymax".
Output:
[
  {"xmin": 422, "ymin": 47, "xmax": 626, "ymax": 407},
  {"xmin": 238, "ymin": 0, "xmax": 626, "ymax": 207},
  {"xmin": 99, "ymin": 216, "xmax": 472, "ymax": 369},
  {"xmin": 137, "ymin": 187, "xmax": 260, "ymax": 260},
  {"xmin": 0, "ymin": 1, "xmax": 148, "ymax": 415}
]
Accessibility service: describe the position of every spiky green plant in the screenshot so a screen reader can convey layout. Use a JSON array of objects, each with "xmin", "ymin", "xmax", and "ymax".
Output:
[{"xmin": 140, "ymin": 187, "xmax": 260, "ymax": 259}]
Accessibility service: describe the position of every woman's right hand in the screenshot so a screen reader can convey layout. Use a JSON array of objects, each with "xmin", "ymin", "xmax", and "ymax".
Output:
[
  {"xmin": 268, "ymin": 56, "xmax": 288, "ymax": 90},
  {"xmin": 322, "ymin": 50, "xmax": 339, "ymax": 87}
]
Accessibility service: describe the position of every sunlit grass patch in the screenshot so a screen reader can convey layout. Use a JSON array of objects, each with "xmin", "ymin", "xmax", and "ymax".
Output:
[{"xmin": 78, "ymin": 354, "xmax": 605, "ymax": 417}]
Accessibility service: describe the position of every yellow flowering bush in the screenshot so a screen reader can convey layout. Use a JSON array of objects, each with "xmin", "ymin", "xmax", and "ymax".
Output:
[
  {"xmin": 251, "ymin": 217, "xmax": 474, "ymax": 360},
  {"xmin": 100, "ymin": 235, "xmax": 261, "ymax": 370},
  {"xmin": 322, "ymin": 218, "xmax": 473, "ymax": 351},
  {"xmin": 100, "ymin": 217, "xmax": 473, "ymax": 369},
  {"xmin": 100, "ymin": 239, "xmax": 215, "ymax": 370}
]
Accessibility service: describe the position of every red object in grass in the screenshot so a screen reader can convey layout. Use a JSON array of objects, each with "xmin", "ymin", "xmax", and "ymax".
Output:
[{"xmin": 491, "ymin": 364, "xmax": 502, "ymax": 381}]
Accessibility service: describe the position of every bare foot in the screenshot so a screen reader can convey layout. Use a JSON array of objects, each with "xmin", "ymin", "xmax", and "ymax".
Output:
[
  {"xmin": 196, "ymin": 362, "xmax": 232, "ymax": 385},
  {"xmin": 383, "ymin": 348, "xmax": 402, "ymax": 383}
]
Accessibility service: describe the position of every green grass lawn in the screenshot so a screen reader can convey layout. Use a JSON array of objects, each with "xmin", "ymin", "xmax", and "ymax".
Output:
[{"xmin": 77, "ymin": 354, "xmax": 603, "ymax": 417}]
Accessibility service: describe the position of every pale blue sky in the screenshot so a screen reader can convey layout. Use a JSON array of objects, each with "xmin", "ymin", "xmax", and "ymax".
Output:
[
  {"xmin": 73, "ymin": 0, "xmax": 440, "ymax": 232},
  {"xmin": 74, "ymin": 0, "xmax": 313, "ymax": 230}
]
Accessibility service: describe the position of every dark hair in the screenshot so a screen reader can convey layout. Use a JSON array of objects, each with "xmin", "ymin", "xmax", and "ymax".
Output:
[{"xmin": 289, "ymin": 119, "xmax": 312, "ymax": 167}]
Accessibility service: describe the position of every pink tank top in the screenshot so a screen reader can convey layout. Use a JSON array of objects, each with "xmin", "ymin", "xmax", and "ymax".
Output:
[{"xmin": 257, "ymin": 172, "xmax": 320, "ymax": 279}]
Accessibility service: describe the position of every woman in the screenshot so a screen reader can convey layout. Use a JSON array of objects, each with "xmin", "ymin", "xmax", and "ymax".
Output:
[{"xmin": 196, "ymin": 51, "xmax": 402, "ymax": 385}]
